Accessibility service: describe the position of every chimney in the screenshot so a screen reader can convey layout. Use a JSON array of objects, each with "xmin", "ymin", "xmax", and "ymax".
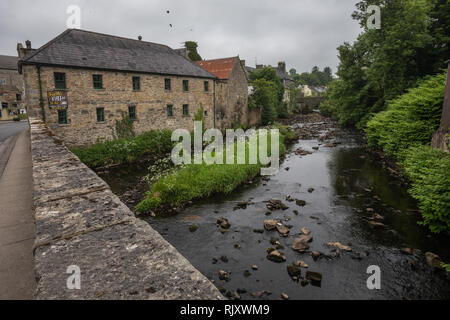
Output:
[
  {"xmin": 278, "ymin": 61, "xmax": 286, "ymax": 74},
  {"xmin": 256, "ymin": 64, "xmax": 263, "ymax": 70},
  {"xmin": 17, "ymin": 41, "xmax": 37, "ymax": 59},
  {"xmin": 138, "ymin": 35, "xmax": 142, "ymax": 41}
]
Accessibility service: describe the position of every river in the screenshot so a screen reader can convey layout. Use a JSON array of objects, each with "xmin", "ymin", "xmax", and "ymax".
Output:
[{"xmin": 99, "ymin": 114, "xmax": 450, "ymax": 300}]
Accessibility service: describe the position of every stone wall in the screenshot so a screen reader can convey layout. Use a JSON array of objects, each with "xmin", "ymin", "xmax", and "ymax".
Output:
[
  {"xmin": 215, "ymin": 59, "xmax": 250, "ymax": 129},
  {"xmin": 0, "ymin": 68, "xmax": 25, "ymax": 120},
  {"xmin": 29, "ymin": 118, "xmax": 222, "ymax": 299},
  {"xmin": 22, "ymin": 65, "xmax": 215, "ymax": 146}
]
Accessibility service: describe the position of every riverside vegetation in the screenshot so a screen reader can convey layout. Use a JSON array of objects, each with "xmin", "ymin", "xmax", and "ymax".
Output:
[{"xmin": 319, "ymin": 0, "xmax": 450, "ymax": 233}]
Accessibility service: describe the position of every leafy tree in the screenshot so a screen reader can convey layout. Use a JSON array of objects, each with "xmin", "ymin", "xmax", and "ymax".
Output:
[
  {"xmin": 250, "ymin": 78, "xmax": 278, "ymax": 125},
  {"xmin": 184, "ymin": 41, "xmax": 202, "ymax": 61},
  {"xmin": 289, "ymin": 68, "xmax": 297, "ymax": 76},
  {"xmin": 249, "ymin": 67, "xmax": 284, "ymax": 105}
]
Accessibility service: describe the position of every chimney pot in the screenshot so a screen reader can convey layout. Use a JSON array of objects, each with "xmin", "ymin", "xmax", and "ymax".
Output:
[
  {"xmin": 25, "ymin": 40, "xmax": 31, "ymax": 49},
  {"xmin": 138, "ymin": 36, "xmax": 142, "ymax": 41}
]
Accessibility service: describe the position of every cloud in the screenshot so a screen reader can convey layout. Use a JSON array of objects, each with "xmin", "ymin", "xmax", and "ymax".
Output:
[{"xmin": 0, "ymin": 0, "xmax": 361, "ymax": 73}]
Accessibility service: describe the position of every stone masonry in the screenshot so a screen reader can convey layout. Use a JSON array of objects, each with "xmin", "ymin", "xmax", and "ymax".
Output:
[
  {"xmin": 22, "ymin": 65, "xmax": 214, "ymax": 146},
  {"xmin": 29, "ymin": 118, "xmax": 222, "ymax": 299}
]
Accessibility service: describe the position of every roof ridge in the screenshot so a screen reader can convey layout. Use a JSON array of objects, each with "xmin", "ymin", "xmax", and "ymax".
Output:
[{"xmin": 198, "ymin": 56, "xmax": 239, "ymax": 62}]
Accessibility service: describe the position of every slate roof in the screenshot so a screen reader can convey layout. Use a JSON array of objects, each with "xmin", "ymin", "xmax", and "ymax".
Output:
[
  {"xmin": 196, "ymin": 57, "xmax": 239, "ymax": 80},
  {"xmin": 19, "ymin": 29, "xmax": 216, "ymax": 79},
  {"xmin": 0, "ymin": 55, "xmax": 19, "ymax": 70}
]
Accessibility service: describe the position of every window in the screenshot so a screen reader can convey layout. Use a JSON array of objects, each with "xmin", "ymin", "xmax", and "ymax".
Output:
[
  {"xmin": 204, "ymin": 110, "xmax": 208, "ymax": 116},
  {"xmin": 128, "ymin": 105, "xmax": 136, "ymax": 120},
  {"xmin": 12, "ymin": 103, "xmax": 17, "ymax": 109},
  {"xmin": 183, "ymin": 80, "xmax": 189, "ymax": 92},
  {"xmin": 54, "ymin": 72, "xmax": 66, "ymax": 89},
  {"xmin": 165, "ymin": 78, "xmax": 171, "ymax": 91},
  {"xmin": 204, "ymin": 81, "xmax": 209, "ymax": 92},
  {"xmin": 57, "ymin": 109, "xmax": 67, "ymax": 124},
  {"xmin": 16, "ymin": 94, "xmax": 21, "ymax": 101},
  {"xmin": 0, "ymin": 78, "xmax": 6, "ymax": 86},
  {"xmin": 167, "ymin": 104, "xmax": 173, "ymax": 117},
  {"xmin": 132, "ymin": 76, "xmax": 140, "ymax": 90},
  {"xmin": 182, "ymin": 104, "xmax": 189, "ymax": 116},
  {"xmin": 93, "ymin": 74, "xmax": 103, "ymax": 89},
  {"xmin": 96, "ymin": 107, "xmax": 105, "ymax": 122}
]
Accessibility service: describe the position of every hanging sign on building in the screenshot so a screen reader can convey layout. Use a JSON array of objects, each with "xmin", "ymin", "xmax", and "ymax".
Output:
[{"xmin": 47, "ymin": 90, "xmax": 68, "ymax": 109}]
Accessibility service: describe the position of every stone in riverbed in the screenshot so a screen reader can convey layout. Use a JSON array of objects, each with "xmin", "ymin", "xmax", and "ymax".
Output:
[
  {"xmin": 267, "ymin": 250, "xmax": 286, "ymax": 263},
  {"xmin": 308, "ymin": 188, "xmax": 315, "ymax": 193},
  {"xmin": 368, "ymin": 221, "xmax": 385, "ymax": 229},
  {"xmin": 327, "ymin": 242, "xmax": 352, "ymax": 252},
  {"xmin": 425, "ymin": 252, "xmax": 443, "ymax": 270},
  {"xmin": 301, "ymin": 227, "xmax": 311, "ymax": 235},
  {"xmin": 276, "ymin": 224, "xmax": 290, "ymax": 237},
  {"xmin": 189, "ymin": 225, "xmax": 198, "ymax": 232},
  {"xmin": 216, "ymin": 217, "xmax": 231, "ymax": 229},
  {"xmin": 287, "ymin": 264, "xmax": 301, "ymax": 280},
  {"xmin": 264, "ymin": 219, "xmax": 278, "ymax": 231},
  {"xmin": 296, "ymin": 199, "xmax": 306, "ymax": 207},
  {"xmin": 369, "ymin": 213, "xmax": 385, "ymax": 222},
  {"xmin": 306, "ymin": 271, "xmax": 322, "ymax": 286},
  {"xmin": 400, "ymin": 248, "xmax": 414, "ymax": 255},
  {"xmin": 294, "ymin": 260, "xmax": 309, "ymax": 268},
  {"xmin": 218, "ymin": 270, "xmax": 230, "ymax": 281},
  {"xmin": 251, "ymin": 265, "xmax": 258, "ymax": 270},
  {"xmin": 291, "ymin": 236, "xmax": 310, "ymax": 252},
  {"xmin": 281, "ymin": 293, "xmax": 289, "ymax": 300}
]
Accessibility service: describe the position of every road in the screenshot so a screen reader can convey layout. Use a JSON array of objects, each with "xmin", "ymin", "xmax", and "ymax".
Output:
[
  {"xmin": 0, "ymin": 120, "xmax": 35, "ymax": 299},
  {"xmin": 0, "ymin": 121, "xmax": 29, "ymax": 142}
]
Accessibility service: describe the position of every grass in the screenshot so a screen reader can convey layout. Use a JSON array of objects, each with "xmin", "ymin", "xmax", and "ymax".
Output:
[
  {"xmin": 71, "ymin": 130, "xmax": 173, "ymax": 168},
  {"xmin": 136, "ymin": 124, "xmax": 294, "ymax": 213}
]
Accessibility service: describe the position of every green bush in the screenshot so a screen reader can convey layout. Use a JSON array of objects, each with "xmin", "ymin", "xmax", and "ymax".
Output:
[
  {"xmin": 72, "ymin": 130, "xmax": 173, "ymax": 168},
  {"xmin": 401, "ymin": 146, "xmax": 450, "ymax": 233},
  {"xmin": 366, "ymin": 73, "xmax": 446, "ymax": 158},
  {"xmin": 136, "ymin": 125, "xmax": 292, "ymax": 213}
]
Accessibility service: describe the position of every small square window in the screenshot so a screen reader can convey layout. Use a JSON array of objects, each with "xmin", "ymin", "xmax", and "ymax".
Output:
[
  {"xmin": 132, "ymin": 76, "xmax": 140, "ymax": 91},
  {"xmin": 54, "ymin": 72, "xmax": 66, "ymax": 89},
  {"xmin": 204, "ymin": 110, "xmax": 208, "ymax": 116},
  {"xmin": 182, "ymin": 104, "xmax": 189, "ymax": 116},
  {"xmin": 165, "ymin": 78, "xmax": 171, "ymax": 91},
  {"xmin": 58, "ymin": 109, "xmax": 67, "ymax": 124},
  {"xmin": 167, "ymin": 104, "xmax": 173, "ymax": 117},
  {"xmin": 128, "ymin": 105, "xmax": 136, "ymax": 120},
  {"xmin": 96, "ymin": 107, "xmax": 105, "ymax": 122},
  {"xmin": 16, "ymin": 94, "xmax": 21, "ymax": 101},
  {"xmin": 183, "ymin": 80, "xmax": 189, "ymax": 92},
  {"xmin": 204, "ymin": 81, "xmax": 209, "ymax": 92},
  {"xmin": 93, "ymin": 74, "xmax": 103, "ymax": 89}
]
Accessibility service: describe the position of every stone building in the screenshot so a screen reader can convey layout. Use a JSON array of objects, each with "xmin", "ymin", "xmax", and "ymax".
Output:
[
  {"xmin": 18, "ymin": 29, "xmax": 217, "ymax": 146},
  {"xmin": 0, "ymin": 55, "xmax": 25, "ymax": 120},
  {"xmin": 196, "ymin": 57, "xmax": 259, "ymax": 128}
]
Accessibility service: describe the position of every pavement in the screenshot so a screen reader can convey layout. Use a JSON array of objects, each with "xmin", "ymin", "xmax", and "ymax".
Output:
[{"xmin": 0, "ymin": 122, "xmax": 36, "ymax": 299}]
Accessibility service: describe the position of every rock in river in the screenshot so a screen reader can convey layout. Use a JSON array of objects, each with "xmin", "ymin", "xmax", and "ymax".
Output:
[
  {"xmin": 425, "ymin": 252, "xmax": 443, "ymax": 270},
  {"xmin": 301, "ymin": 227, "xmax": 311, "ymax": 235},
  {"xmin": 264, "ymin": 219, "xmax": 278, "ymax": 231},
  {"xmin": 327, "ymin": 242, "xmax": 352, "ymax": 252},
  {"xmin": 294, "ymin": 260, "xmax": 309, "ymax": 268},
  {"xmin": 291, "ymin": 236, "xmax": 311, "ymax": 252},
  {"xmin": 218, "ymin": 270, "xmax": 230, "ymax": 281},
  {"xmin": 267, "ymin": 250, "xmax": 286, "ymax": 263},
  {"xmin": 306, "ymin": 271, "xmax": 322, "ymax": 286},
  {"xmin": 296, "ymin": 199, "xmax": 306, "ymax": 207},
  {"xmin": 287, "ymin": 264, "xmax": 302, "ymax": 280},
  {"xmin": 216, "ymin": 217, "xmax": 231, "ymax": 229}
]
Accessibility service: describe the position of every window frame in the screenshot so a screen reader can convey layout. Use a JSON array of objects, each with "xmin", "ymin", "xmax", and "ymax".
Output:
[
  {"xmin": 92, "ymin": 74, "xmax": 103, "ymax": 89},
  {"xmin": 167, "ymin": 104, "xmax": 174, "ymax": 117},
  {"xmin": 204, "ymin": 81, "xmax": 209, "ymax": 92},
  {"xmin": 165, "ymin": 78, "xmax": 171, "ymax": 91},
  {"xmin": 54, "ymin": 72, "xmax": 66, "ymax": 89},
  {"xmin": 182, "ymin": 104, "xmax": 189, "ymax": 116},
  {"xmin": 57, "ymin": 109, "xmax": 68, "ymax": 124},
  {"xmin": 16, "ymin": 93, "xmax": 21, "ymax": 101},
  {"xmin": 132, "ymin": 76, "xmax": 140, "ymax": 91},
  {"xmin": 183, "ymin": 80, "xmax": 189, "ymax": 92},
  {"xmin": 96, "ymin": 107, "xmax": 105, "ymax": 122},
  {"xmin": 128, "ymin": 105, "xmax": 137, "ymax": 120}
]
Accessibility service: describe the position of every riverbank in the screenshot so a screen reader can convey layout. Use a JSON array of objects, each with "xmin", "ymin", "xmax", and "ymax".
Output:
[{"xmin": 100, "ymin": 114, "xmax": 450, "ymax": 300}]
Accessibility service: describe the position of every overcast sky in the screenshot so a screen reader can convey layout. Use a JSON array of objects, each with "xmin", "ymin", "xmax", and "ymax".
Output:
[{"xmin": 0, "ymin": 0, "xmax": 361, "ymax": 74}]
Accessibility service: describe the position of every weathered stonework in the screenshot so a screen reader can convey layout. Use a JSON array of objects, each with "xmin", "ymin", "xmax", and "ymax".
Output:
[
  {"xmin": 30, "ymin": 118, "xmax": 223, "ymax": 299},
  {"xmin": 0, "ymin": 59, "xmax": 25, "ymax": 120},
  {"xmin": 22, "ymin": 65, "xmax": 215, "ymax": 146}
]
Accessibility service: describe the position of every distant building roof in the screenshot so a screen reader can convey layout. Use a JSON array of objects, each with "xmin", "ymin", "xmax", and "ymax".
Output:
[
  {"xmin": 196, "ymin": 57, "xmax": 239, "ymax": 80},
  {"xmin": 0, "ymin": 55, "xmax": 19, "ymax": 70},
  {"xmin": 19, "ymin": 29, "xmax": 216, "ymax": 79}
]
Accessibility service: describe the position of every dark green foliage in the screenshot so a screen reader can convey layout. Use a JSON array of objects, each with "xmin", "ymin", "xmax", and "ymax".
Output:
[
  {"xmin": 292, "ymin": 66, "xmax": 333, "ymax": 86},
  {"xmin": 322, "ymin": 0, "xmax": 448, "ymax": 128},
  {"xmin": 71, "ymin": 130, "xmax": 173, "ymax": 168},
  {"xmin": 401, "ymin": 146, "xmax": 450, "ymax": 234},
  {"xmin": 251, "ymin": 78, "xmax": 278, "ymax": 125},
  {"xmin": 366, "ymin": 73, "xmax": 446, "ymax": 158},
  {"xmin": 249, "ymin": 67, "xmax": 284, "ymax": 105},
  {"xmin": 114, "ymin": 113, "xmax": 135, "ymax": 139},
  {"xmin": 185, "ymin": 41, "xmax": 202, "ymax": 61}
]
